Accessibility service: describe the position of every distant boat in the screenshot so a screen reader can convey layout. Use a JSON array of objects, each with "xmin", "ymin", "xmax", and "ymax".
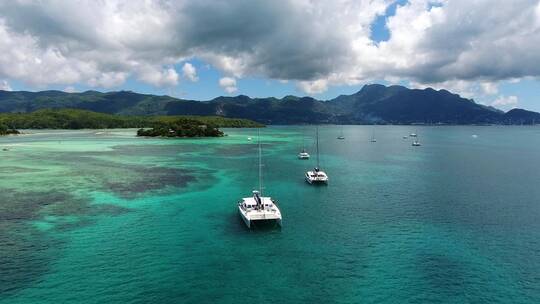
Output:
[
  {"xmin": 370, "ymin": 130, "xmax": 376, "ymax": 142},
  {"xmin": 337, "ymin": 126, "xmax": 345, "ymax": 140},
  {"xmin": 238, "ymin": 130, "xmax": 282, "ymax": 228},
  {"xmin": 2, "ymin": 148, "xmax": 9, "ymax": 151},
  {"xmin": 298, "ymin": 148, "xmax": 310, "ymax": 159},
  {"xmin": 306, "ymin": 126, "xmax": 329, "ymax": 184},
  {"xmin": 412, "ymin": 135, "xmax": 421, "ymax": 146},
  {"xmin": 410, "ymin": 132, "xmax": 417, "ymax": 137},
  {"xmin": 403, "ymin": 136, "xmax": 408, "ymax": 139},
  {"xmin": 247, "ymin": 137, "xmax": 252, "ymax": 141},
  {"xmin": 298, "ymin": 129, "xmax": 310, "ymax": 159}
]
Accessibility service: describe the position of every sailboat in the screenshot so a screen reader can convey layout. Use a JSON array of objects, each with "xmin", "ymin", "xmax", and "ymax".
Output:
[
  {"xmin": 298, "ymin": 128, "xmax": 310, "ymax": 159},
  {"xmin": 412, "ymin": 134, "xmax": 421, "ymax": 146},
  {"xmin": 238, "ymin": 130, "xmax": 282, "ymax": 228},
  {"xmin": 305, "ymin": 126, "xmax": 329, "ymax": 184},
  {"xmin": 337, "ymin": 126, "xmax": 345, "ymax": 140},
  {"xmin": 370, "ymin": 130, "xmax": 377, "ymax": 142}
]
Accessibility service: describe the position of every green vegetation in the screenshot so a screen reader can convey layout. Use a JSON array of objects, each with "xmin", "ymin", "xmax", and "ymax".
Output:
[
  {"xmin": 0, "ymin": 123, "xmax": 19, "ymax": 135},
  {"xmin": 0, "ymin": 109, "xmax": 262, "ymax": 137},
  {"xmin": 137, "ymin": 121, "xmax": 223, "ymax": 138}
]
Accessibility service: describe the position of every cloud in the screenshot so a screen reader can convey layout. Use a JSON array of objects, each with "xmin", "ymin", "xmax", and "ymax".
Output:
[
  {"xmin": 0, "ymin": 0, "xmax": 539, "ymax": 94},
  {"xmin": 480, "ymin": 82, "xmax": 499, "ymax": 96},
  {"xmin": 492, "ymin": 95, "xmax": 519, "ymax": 109},
  {"xmin": 63, "ymin": 86, "xmax": 76, "ymax": 93},
  {"xmin": 182, "ymin": 62, "xmax": 198, "ymax": 82},
  {"xmin": 0, "ymin": 79, "xmax": 11, "ymax": 91},
  {"xmin": 137, "ymin": 66, "xmax": 178, "ymax": 87},
  {"xmin": 219, "ymin": 77, "xmax": 237, "ymax": 94},
  {"xmin": 297, "ymin": 79, "xmax": 328, "ymax": 95}
]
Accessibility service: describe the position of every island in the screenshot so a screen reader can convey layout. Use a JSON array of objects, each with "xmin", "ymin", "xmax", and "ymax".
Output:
[
  {"xmin": 136, "ymin": 120, "xmax": 224, "ymax": 138},
  {"xmin": 0, "ymin": 109, "xmax": 263, "ymax": 138}
]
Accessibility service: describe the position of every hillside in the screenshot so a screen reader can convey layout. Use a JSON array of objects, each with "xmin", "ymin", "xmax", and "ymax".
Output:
[
  {"xmin": 0, "ymin": 85, "xmax": 537, "ymax": 124},
  {"xmin": 0, "ymin": 109, "xmax": 263, "ymax": 130}
]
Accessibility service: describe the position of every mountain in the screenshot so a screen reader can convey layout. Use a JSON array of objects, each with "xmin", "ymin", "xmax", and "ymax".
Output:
[{"xmin": 0, "ymin": 84, "xmax": 537, "ymax": 124}]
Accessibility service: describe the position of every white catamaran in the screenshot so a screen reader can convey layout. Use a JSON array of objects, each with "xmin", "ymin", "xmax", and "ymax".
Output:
[
  {"xmin": 238, "ymin": 131, "xmax": 282, "ymax": 228},
  {"xmin": 337, "ymin": 126, "xmax": 345, "ymax": 140},
  {"xmin": 298, "ymin": 129, "xmax": 310, "ymax": 159},
  {"xmin": 305, "ymin": 126, "xmax": 329, "ymax": 184}
]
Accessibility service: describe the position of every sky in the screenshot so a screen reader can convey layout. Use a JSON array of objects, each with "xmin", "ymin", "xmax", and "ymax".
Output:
[{"xmin": 0, "ymin": 0, "xmax": 540, "ymax": 111}]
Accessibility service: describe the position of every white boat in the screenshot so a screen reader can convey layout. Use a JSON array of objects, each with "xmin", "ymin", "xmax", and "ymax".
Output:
[
  {"xmin": 298, "ymin": 130, "xmax": 310, "ymax": 159},
  {"xmin": 370, "ymin": 130, "xmax": 376, "ymax": 142},
  {"xmin": 337, "ymin": 126, "xmax": 345, "ymax": 140},
  {"xmin": 410, "ymin": 133, "xmax": 417, "ymax": 137},
  {"xmin": 298, "ymin": 148, "xmax": 310, "ymax": 159},
  {"xmin": 412, "ymin": 137, "xmax": 421, "ymax": 146},
  {"xmin": 306, "ymin": 126, "xmax": 328, "ymax": 184},
  {"xmin": 237, "ymin": 131, "xmax": 282, "ymax": 228},
  {"xmin": 238, "ymin": 191, "xmax": 282, "ymax": 228},
  {"xmin": 247, "ymin": 137, "xmax": 252, "ymax": 141}
]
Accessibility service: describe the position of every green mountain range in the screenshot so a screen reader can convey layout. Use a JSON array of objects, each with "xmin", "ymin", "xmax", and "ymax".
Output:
[{"xmin": 1, "ymin": 84, "xmax": 538, "ymax": 124}]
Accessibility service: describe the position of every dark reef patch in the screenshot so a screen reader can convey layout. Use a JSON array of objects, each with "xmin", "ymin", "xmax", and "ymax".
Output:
[
  {"xmin": 46, "ymin": 152, "xmax": 199, "ymax": 198},
  {"xmin": 0, "ymin": 189, "xmax": 130, "ymax": 297}
]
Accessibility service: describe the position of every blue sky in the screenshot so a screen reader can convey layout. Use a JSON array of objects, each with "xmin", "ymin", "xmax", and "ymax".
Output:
[{"xmin": 0, "ymin": 0, "xmax": 539, "ymax": 111}]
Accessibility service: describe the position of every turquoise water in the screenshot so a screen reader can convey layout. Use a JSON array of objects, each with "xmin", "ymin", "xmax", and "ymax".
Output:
[{"xmin": 1, "ymin": 126, "xmax": 540, "ymax": 303}]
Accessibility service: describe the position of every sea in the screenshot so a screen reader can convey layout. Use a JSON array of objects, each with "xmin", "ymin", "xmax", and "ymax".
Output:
[{"xmin": 1, "ymin": 126, "xmax": 540, "ymax": 303}]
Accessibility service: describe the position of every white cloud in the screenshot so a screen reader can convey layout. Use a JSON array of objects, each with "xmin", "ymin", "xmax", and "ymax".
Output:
[
  {"xmin": 492, "ymin": 95, "xmax": 518, "ymax": 109},
  {"xmin": 0, "ymin": 0, "xmax": 539, "ymax": 95},
  {"xmin": 297, "ymin": 79, "xmax": 328, "ymax": 95},
  {"xmin": 0, "ymin": 79, "xmax": 11, "ymax": 91},
  {"xmin": 182, "ymin": 62, "xmax": 198, "ymax": 82},
  {"xmin": 63, "ymin": 86, "xmax": 76, "ymax": 93},
  {"xmin": 137, "ymin": 67, "xmax": 178, "ymax": 87},
  {"xmin": 88, "ymin": 72, "xmax": 128, "ymax": 88},
  {"xmin": 480, "ymin": 82, "xmax": 499, "ymax": 95},
  {"xmin": 219, "ymin": 77, "xmax": 238, "ymax": 94}
]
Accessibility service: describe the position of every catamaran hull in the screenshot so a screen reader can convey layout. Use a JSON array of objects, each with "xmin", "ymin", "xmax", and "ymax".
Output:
[
  {"xmin": 238, "ymin": 207, "xmax": 282, "ymax": 229},
  {"xmin": 239, "ymin": 214, "xmax": 282, "ymax": 228},
  {"xmin": 305, "ymin": 176, "xmax": 328, "ymax": 184}
]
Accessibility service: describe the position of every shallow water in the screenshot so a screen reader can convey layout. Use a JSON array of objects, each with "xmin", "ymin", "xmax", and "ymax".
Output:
[{"xmin": 1, "ymin": 126, "xmax": 540, "ymax": 303}]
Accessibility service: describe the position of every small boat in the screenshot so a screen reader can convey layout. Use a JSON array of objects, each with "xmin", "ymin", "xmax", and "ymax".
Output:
[
  {"xmin": 410, "ymin": 133, "xmax": 417, "ymax": 137},
  {"xmin": 306, "ymin": 126, "xmax": 328, "ymax": 184},
  {"xmin": 298, "ymin": 130, "xmax": 310, "ymax": 159},
  {"xmin": 370, "ymin": 130, "xmax": 376, "ymax": 142},
  {"xmin": 298, "ymin": 148, "xmax": 310, "ymax": 159},
  {"xmin": 337, "ymin": 126, "xmax": 345, "ymax": 140},
  {"xmin": 412, "ymin": 139, "xmax": 421, "ymax": 146},
  {"xmin": 403, "ymin": 136, "xmax": 408, "ymax": 139},
  {"xmin": 247, "ymin": 137, "xmax": 252, "ymax": 141},
  {"xmin": 237, "ymin": 130, "xmax": 282, "ymax": 228},
  {"xmin": 2, "ymin": 148, "xmax": 9, "ymax": 151}
]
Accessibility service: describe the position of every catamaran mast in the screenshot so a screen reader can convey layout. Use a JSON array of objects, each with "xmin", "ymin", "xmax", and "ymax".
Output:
[
  {"xmin": 316, "ymin": 126, "xmax": 320, "ymax": 169},
  {"xmin": 258, "ymin": 128, "xmax": 263, "ymax": 196}
]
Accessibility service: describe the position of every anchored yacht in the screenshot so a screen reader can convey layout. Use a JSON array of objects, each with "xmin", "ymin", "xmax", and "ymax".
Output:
[
  {"xmin": 412, "ymin": 135, "xmax": 421, "ymax": 146},
  {"xmin": 298, "ymin": 148, "xmax": 310, "ymax": 159},
  {"xmin": 237, "ymin": 131, "xmax": 282, "ymax": 228},
  {"xmin": 306, "ymin": 126, "xmax": 328, "ymax": 184},
  {"xmin": 238, "ymin": 191, "xmax": 282, "ymax": 228},
  {"xmin": 298, "ymin": 130, "xmax": 310, "ymax": 159},
  {"xmin": 370, "ymin": 130, "xmax": 377, "ymax": 142}
]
